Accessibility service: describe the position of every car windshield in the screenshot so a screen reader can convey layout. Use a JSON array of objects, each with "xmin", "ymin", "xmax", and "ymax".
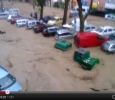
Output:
[
  {"xmin": 103, "ymin": 42, "xmax": 110, "ymax": 49},
  {"xmin": 69, "ymin": 22, "xmax": 74, "ymax": 26},
  {"xmin": 95, "ymin": 28, "xmax": 103, "ymax": 32},
  {"xmin": 0, "ymin": 74, "xmax": 15, "ymax": 90}
]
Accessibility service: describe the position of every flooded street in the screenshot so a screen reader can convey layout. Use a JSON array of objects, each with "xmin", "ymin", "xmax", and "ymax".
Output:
[{"xmin": 0, "ymin": 1, "xmax": 115, "ymax": 91}]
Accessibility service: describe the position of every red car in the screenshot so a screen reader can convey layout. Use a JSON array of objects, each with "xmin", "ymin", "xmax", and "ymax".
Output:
[
  {"xmin": 10, "ymin": 16, "xmax": 23, "ymax": 24},
  {"xmin": 74, "ymin": 32, "xmax": 108, "ymax": 47},
  {"xmin": 33, "ymin": 23, "xmax": 46, "ymax": 33}
]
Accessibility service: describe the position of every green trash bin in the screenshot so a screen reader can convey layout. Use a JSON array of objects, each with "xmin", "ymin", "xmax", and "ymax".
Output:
[
  {"xmin": 73, "ymin": 48, "xmax": 99, "ymax": 70},
  {"xmin": 54, "ymin": 40, "xmax": 72, "ymax": 51},
  {"xmin": 73, "ymin": 48, "xmax": 90, "ymax": 63}
]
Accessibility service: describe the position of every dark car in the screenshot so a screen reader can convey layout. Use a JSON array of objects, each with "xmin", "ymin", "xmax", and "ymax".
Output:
[
  {"xmin": 42, "ymin": 25, "xmax": 67, "ymax": 37},
  {"xmin": 33, "ymin": 23, "xmax": 47, "ymax": 33},
  {"xmin": 40, "ymin": 16, "xmax": 55, "ymax": 23}
]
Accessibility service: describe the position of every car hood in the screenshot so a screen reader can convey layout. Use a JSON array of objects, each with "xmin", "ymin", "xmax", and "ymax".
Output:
[
  {"xmin": 48, "ymin": 20, "xmax": 55, "ymax": 24},
  {"xmin": 3, "ymin": 81, "xmax": 22, "ymax": 91},
  {"xmin": 63, "ymin": 24, "xmax": 73, "ymax": 28}
]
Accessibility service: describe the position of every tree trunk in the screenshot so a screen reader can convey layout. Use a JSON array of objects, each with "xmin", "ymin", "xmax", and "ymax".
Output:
[
  {"xmin": 40, "ymin": 5, "xmax": 43, "ymax": 19},
  {"xmin": 77, "ymin": 0, "xmax": 84, "ymax": 32},
  {"xmin": 0, "ymin": 0, "xmax": 3, "ymax": 8},
  {"xmin": 62, "ymin": 0, "xmax": 70, "ymax": 25},
  {"xmin": 84, "ymin": 0, "xmax": 93, "ymax": 20}
]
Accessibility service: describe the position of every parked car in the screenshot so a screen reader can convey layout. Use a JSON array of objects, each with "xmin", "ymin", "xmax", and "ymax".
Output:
[
  {"xmin": 26, "ymin": 20, "xmax": 40, "ymax": 29},
  {"xmin": 74, "ymin": 32, "xmax": 108, "ymax": 47},
  {"xmin": 0, "ymin": 66, "xmax": 22, "ymax": 91},
  {"xmin": 9, "ymin": 8, "xmax": 20, "ymax": 14},
  {"xmin": 47, "ymin": 17, "xmax": 63, "ymax": 25},
  {"xmin": 108, "ymin": 33, "xmax": 115, "ymax": 40},
  {"xmin": 0, "ymin": 12, "xmax": 8, "ymax": 19},
  {"xmin": 55, "ymin": 28, "xmax": 75, "ymax": 40},
  {"xmin": 40, "ymin": 16, "xmax": 55, "ymax": 23},
  {"xmin": 16, "ymin": 18, "xmax": 34, "ymax": 27},
  {"xmin": 101, "ymin": 40, "xmax": 115, "ymax": 54},
  {"xmin": 92, "ymin": 26, "xmax": 115, "ymax": 37},
  {"xmin": 10, "ymin": 16, "xmax": 23, "ymax": 24},
  {"xmin": 33, "ymin": 23, "xmax": 47, "ymax": 33},
  {"xmin": 42, "ymin": 25, "xmax": 61, "ymax": 36},
  {"xmin": 7, "ymin": 14, "xmax": 21, "ymax": 21},
  {"xmin": 16, "ymin": 18, "xmax": 28, "ymax": 27},
  {"xmin": 63, "ymin": 23, "xmax": 96, "ymax": 32},
  {"xmin": 105, "ymin": 13, "xmax": 115, "ymax": 21}
]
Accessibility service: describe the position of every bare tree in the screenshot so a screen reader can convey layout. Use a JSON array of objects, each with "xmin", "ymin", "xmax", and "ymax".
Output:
[{"xmin": 77, "ymin": 0, "xmax": 93, "ymax": 32}]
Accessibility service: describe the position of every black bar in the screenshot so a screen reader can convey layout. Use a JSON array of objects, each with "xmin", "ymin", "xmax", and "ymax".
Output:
[{"xmin": 1, "ymin": 93, "xmax": 115, "ymax": 99}]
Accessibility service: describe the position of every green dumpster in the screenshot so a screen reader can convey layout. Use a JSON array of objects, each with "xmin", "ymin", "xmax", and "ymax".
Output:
[
  {"xmin": 73, "ymin": 48, "xmax": 90, "ymax": 63},
  {"xmin": 73, "ymin": 48, "xmax": 99, "ymax": 70},
  {"xmin": 54, "ymin": 40, "xmax": 72, "ymax": 51}
]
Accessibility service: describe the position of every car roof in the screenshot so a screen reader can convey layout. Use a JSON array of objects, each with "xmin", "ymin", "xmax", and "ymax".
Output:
[
  {"xmin": 76, "ymin": 32, "xmax": 98, "ymax": 37},
  {"xmin": 0, "ymin": 66, "xmax": 8, "ymax": 79},
  {"xmin": 100, "ymin": 26, "xmax": 115, "ymax": 29},
  {"xmin": 57, "ymin": 29, "xmax": 70, "ymax": 34},
  {"xmin": 106, "ymin": 40, "xmax": 115, "ymax": 45},
  {"xmin": 16, "ymin": 18, "xmax": 27, "ymax": 21},
  {"xmin": 85, "ymin": 24, "xmax": 95, "ymax": 27}
]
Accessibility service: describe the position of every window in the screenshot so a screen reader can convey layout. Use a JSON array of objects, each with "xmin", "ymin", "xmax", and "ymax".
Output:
[
  {"xmin": 97, "ymin": 35, "xmax": 104, "ymax": 40},
  {"xmin": 91, "ymin": 27, "xmax": 95, "ymax": 29},
  {"xmin": 96, "ymin": 28, "xmax": 103, "ymax": 32},
  {"xmin": 0, "ymin": 74, "xmax": 15, "ymax": 90},
  {"xmin": 85, "ymin": 27, "xmax": 90, "ymax": 30},
  {"xmin": 113, "ymin": 29, "xmax": 115, "ymax": 31},
  {"xmin": 31, "ymin": 22, "xmax": 35, "ymax": 25},
  {"xmin": 104, "ymin": 29, "xmax": 107, "ymax": 32},
  {"xmin": 111, "ymin": 45, "xmax": 115, "ymax": 49},
  {"xmin": 48, "ymin": 28, "xmax": 55, "ymax": 32},
  {"xmin": 108, "ymin": 29, "xmax": 112, "ymax": 32}
]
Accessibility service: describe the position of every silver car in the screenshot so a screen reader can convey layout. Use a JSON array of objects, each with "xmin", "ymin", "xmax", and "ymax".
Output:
[
  {"xmin": 0, "ymin": 66, "xmax": 22, "ymax": 91},
  {"xmin": 55, "ymin": 29, "xmax": 75, "ymax": 40},
  {"xmin": 16, "ymin": 18, "xmax": 28, "ymax": 27},
  {"xmin": 101, "ymin": 40, "xmax": 115, "ymax": 54},
  {"xmin": 0, "ymin": 12, "xmax": 8, "ymax": 19}
]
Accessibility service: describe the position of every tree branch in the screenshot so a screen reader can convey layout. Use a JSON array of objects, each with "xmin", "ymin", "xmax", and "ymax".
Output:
[{"xmin": 84, "ymin": 0, "xmax": 93, "ymax": 20}]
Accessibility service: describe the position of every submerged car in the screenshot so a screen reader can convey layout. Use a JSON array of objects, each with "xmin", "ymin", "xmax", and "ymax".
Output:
[
  {"xmin": 0, "ymin": 66, "xmax": 22, "ymax": 91},
  {"xmin": 74, "ymin": 32, "xmax": 108, "ymax": 47},
  {"xmin": 105, "ymin": 13, "xmax": 115, "ymax": 21},
  {"xmin": 42, "ymin": 25, "xmax": 61, "ymax": 36},
  {"xmin": 55, "ymin": 28, "xmax": 75, "ymax": 40},
  {"xmin": 101, "ymin": 40, "xmax": 115, "ymax": 54},
  {"xmin": 7, "ymin": 14, "xmax": 22, "ymax": 21},
  {"xmin": 40, "ymin": 16, "xmax": 55, "ymax": 23},
  {"xmin": 92, "ymin": 26, "xmax": 115, "ymax": 37},
  {"xmin": 10, "ymin": 16, "xmax": 23, "ymax": 24},
  {"xmin": 47, "ymin": 17, "xmax": 63, "ymax": 25},
  {"xmin": 34, "ymin": 23, "xmax": 47, "ymax": 33}
]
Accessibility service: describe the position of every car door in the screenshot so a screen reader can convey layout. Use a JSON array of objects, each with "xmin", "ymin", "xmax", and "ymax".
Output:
[
  {"xmin": 109, "ymin": 45, "xmax": 115, "ymax": 52},
  {"xmin": 107, "ymin": 29, "xmax": 113, "ymax": 36},
  {"xmin": 63, "ymin": 32, "xmax": 73, "ymax": 39}
]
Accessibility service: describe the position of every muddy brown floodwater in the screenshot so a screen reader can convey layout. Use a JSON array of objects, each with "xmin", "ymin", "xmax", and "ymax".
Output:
[{"xmin": 0, "ymin": 1, "xmax": 115, "ymax": 91}]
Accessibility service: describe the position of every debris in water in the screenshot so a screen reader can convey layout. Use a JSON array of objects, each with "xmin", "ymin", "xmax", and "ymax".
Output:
[
  {"xmin": 66, "ymin": 68, "xmax": 70, "ymax": 72},
  {"xmin": 90, "ymin": 88, "xmax": 100, "ymax": 91}
]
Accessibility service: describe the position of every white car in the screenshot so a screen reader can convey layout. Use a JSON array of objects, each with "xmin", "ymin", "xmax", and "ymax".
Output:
[
  {"xmin": 92, "ymin": 26, "xmax": 115, "ymax": 37},
  {"xmin": 63, "ymin": 23, "xmax": 96, "ymax": 32},
  {"xmin": 105, "ymin": 14, "xmax": 115, "ymax": 21}
]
